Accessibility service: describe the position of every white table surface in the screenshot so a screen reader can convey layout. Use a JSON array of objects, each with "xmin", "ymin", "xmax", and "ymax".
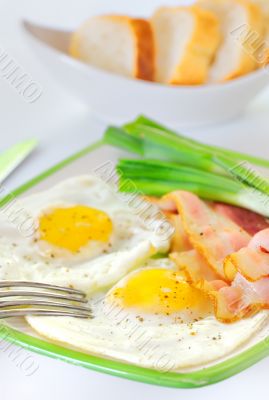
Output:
[{"xmin": 1, "ymin": 0, "xmax": 269, "ymax": 398}]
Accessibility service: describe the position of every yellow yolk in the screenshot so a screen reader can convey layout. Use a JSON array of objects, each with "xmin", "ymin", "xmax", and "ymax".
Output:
[
  {"xmin": 111, "ymin": 268, "xmax": 211, "ymax": 316},
  {"xmin": 39, "ymin": 205, "xmax": 113, "ymax": 252}
]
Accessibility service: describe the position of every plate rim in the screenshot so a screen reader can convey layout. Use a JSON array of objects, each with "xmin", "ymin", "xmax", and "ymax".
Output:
[{"xmin": 0, "ymin": 139, "xmax": 269, "ymax": 389}]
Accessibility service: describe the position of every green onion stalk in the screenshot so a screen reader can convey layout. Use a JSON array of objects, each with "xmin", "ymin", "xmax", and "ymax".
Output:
[{"xmin": 103, "ymin": 116, "xmax": 269, "ymax": 217}]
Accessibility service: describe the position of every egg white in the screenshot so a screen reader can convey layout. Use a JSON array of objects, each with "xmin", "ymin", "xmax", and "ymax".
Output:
[
  {"xmin": 1, "ymin": 174, "xmax": 267, "ymax": 371},
  {"xmin": 26, "ymin": 258, "xmax": 269, "ymax": 371},
  {"xmin": 0, "ymin": 175, "xmax": 169, "ymax": 291}
]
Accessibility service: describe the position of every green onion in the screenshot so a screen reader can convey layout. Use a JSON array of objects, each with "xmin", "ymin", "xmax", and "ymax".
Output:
[
  {"xmin": 103, "ymin": 126, "xmax": 143, "ymax": 155},
  {"xmin": 123, "ymin": 122, "xmax": 221, "ymax": 173},
  {"xmin": 102, "ymin": 116, "xmax": 269, "ymax": 217},
  {"xmin": 126, "ymin": 115, "xmax": 269, "ymax": 170},
  {"xmin": 214, "ymin": 154, "xmax": 269, "ymax": 197},
  {"xmin": 117, "ymin": 159, "xmax": 269, "ymax": 217},
  {"xmin": 118, "ymin": 159, "xmax": 240, "ymax": 192}
]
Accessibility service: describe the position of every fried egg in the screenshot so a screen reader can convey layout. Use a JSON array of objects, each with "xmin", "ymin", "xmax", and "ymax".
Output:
[
  {"xmin": 0, "ymin": 175, "xmax": 169, "ymax": 291},
  {"xmin": 107, "ymin": 267, "xmax": 212, "ymax": 324},
  {"xmin": 1, "ymin": 175, "xmax": 268, "ymax": 371},
  {"xmin": 27, "ymin": 258, "xmax": 269, "ymax": 370}
]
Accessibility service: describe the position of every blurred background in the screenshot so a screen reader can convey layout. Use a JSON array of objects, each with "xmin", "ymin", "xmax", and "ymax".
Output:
[{"xmin": 1, "ymin": 0, "xmax": 269, "ymax": 159}]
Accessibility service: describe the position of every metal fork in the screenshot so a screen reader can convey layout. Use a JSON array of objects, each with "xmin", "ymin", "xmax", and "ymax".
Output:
[{"xmin": 0, "ymin": 281, "xmax": 92, "ymax": 319}]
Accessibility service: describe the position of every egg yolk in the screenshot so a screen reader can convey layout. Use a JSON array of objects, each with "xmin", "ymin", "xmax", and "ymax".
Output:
[
  {"xmin": 112, "ymin": 269, "xmax": 210, "ymax": 316},
  {"xmin": 39, "ymin": 205, "xmax": 113, "ymax": 252}
]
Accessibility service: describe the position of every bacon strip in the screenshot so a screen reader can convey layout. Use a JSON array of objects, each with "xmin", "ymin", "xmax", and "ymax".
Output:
[
  {"xmin": 170, "ymin": 250, "xmax": 219, "ymax": 283},
  {"xmin": 225, "ymin": 249, "xmax": 269, "ymax": 282},
  {"xmin": 212, "ymin": 203, "xmax": 269, "ymax": 236},
  {"xmin": 166, "ymin": 214, "xmax": 192, "ymax": 253},
  {"xmin": 195, "ymin": 278, "xmax": 256, "ymax": 323},
  {"xmin": 224, "ymin": 228, "xmax": 269, "ymax": 282},
  {"xmin": 148, "ymin": 193, "xmax": 269, "ymax": 322},
  {"xmin": 198, "ymin": 228, "xmax": 269, "ymax": 322},
  {"xmin": 196, "ymin": 262, "xmax": 269, "ymax": 323},
  {"xmin": 165, "ymin": 191, "xmax": 250, "ymax": 280},
  {"xmin": 212, "ymin": 285, "xmax": 250, "ymax": 323},
  {"xmin": 144, "ymin": 196, "xmax": 177, "ymax": 214},
  {"xmin": 222, "ymin": 274, "xmax": 269, "ymax": 320},
  {"xmin": 232, "ymin": 273, "xmax": 269, "ymax": 306}
]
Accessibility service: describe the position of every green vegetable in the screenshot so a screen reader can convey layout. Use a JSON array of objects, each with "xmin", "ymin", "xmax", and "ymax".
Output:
[
  {"xmin": 117, "ymin": 159, "xmax": 269, "ymax": 216},
  {"xmin": 214, "ymin": 154, "xmax": 269, "ymax": 197},
  {"xmin": 103, "ymin": 126, "xmax": 143, "ymax": 155},
  {"xmin": 125, "ymin": 116, "xmax": 269, "ymax": 169},
  {"xmin": 103, "ymin": 116, "xmax": 269, "ymax": 217}
]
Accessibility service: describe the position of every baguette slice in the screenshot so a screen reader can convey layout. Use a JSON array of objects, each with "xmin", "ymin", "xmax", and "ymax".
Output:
[
  {"xmin": 151, "ymin": 6, "xmax": 220, "ymax": 85},
  {"xmin": 70, "ymin": 15, "xmax": 155, "ymax": 81},
  {"xmin": 198, "ymin": 0, "xmax": 265, "ymax": 82}
]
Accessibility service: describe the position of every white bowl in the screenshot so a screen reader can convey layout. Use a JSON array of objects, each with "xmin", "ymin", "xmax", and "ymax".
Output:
[{"xmin": 22, "ymin": 19, "xmax": 269, "ymax": 128}]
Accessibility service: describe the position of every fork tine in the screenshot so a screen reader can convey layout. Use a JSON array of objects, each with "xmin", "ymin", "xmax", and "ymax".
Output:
[
  {"xmin": 0, "ymin": 281, "xmax": 93, "ymax": 319},
  {"xmin": 0, "ymin": 309, "xmax": 92, "ymax": 319},
  {"xmin": 0, "ymin": 281, "xmax": 85, "ymax": 297},
  {"xmin": 0, "ymin": 290, "xmax": 88, "ymax": 303},
  {"xmin": 0, "ymin": 299, "xmax": 92, "ymax": 313}
]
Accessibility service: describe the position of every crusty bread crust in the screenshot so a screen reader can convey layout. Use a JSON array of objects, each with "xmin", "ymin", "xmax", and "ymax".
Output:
[
  {"xmin": 152, "ymin": 5, "xmax": 220, "ymax": 85},
  {"xmin": 69, "ymin": 15, "xmax": 155, "ymax": 82},
  {"xmin": 170, "ymin": 6, "xmax": 220, "ymax": 85},
  {"xmin": 130, "ymin": 19, "xmax": 155, "ymax": 81},
  {"xmin": 199, "ymin": 0, "xmax": 266, "ymax": 82},
  {"xmin": 226, "ymin": 0, "xmax": 265, "ymax": 80}
]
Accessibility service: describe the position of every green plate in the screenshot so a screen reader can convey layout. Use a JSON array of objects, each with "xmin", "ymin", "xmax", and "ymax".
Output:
[{"xmin": 0, "ymin": 139, "xmax": 269, "ymax": 389}]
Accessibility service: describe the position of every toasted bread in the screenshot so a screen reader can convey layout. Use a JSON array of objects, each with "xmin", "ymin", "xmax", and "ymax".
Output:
[
  {"xmin": 70, "ymin": 15, "xmax": 155, "ymax": 81},
  {"xmin": 199, "ymin": 0, "xmax": 265, "ymax": 82},
  {"xmin": 151, "ymin": 5, "xmax": 220, "ymax": 85}
]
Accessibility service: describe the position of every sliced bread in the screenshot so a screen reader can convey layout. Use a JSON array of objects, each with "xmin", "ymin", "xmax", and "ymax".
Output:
[
  {"xmin": 151, "ymin": 5, "xmax": 220, "ymax": 85},
  {"xmin": 70, "ymin": 15, "xmax": 155, "ymax": 81},
  {"xmin": 198, "ymin": 0, "xmax": 265, "ymax": 82}
]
